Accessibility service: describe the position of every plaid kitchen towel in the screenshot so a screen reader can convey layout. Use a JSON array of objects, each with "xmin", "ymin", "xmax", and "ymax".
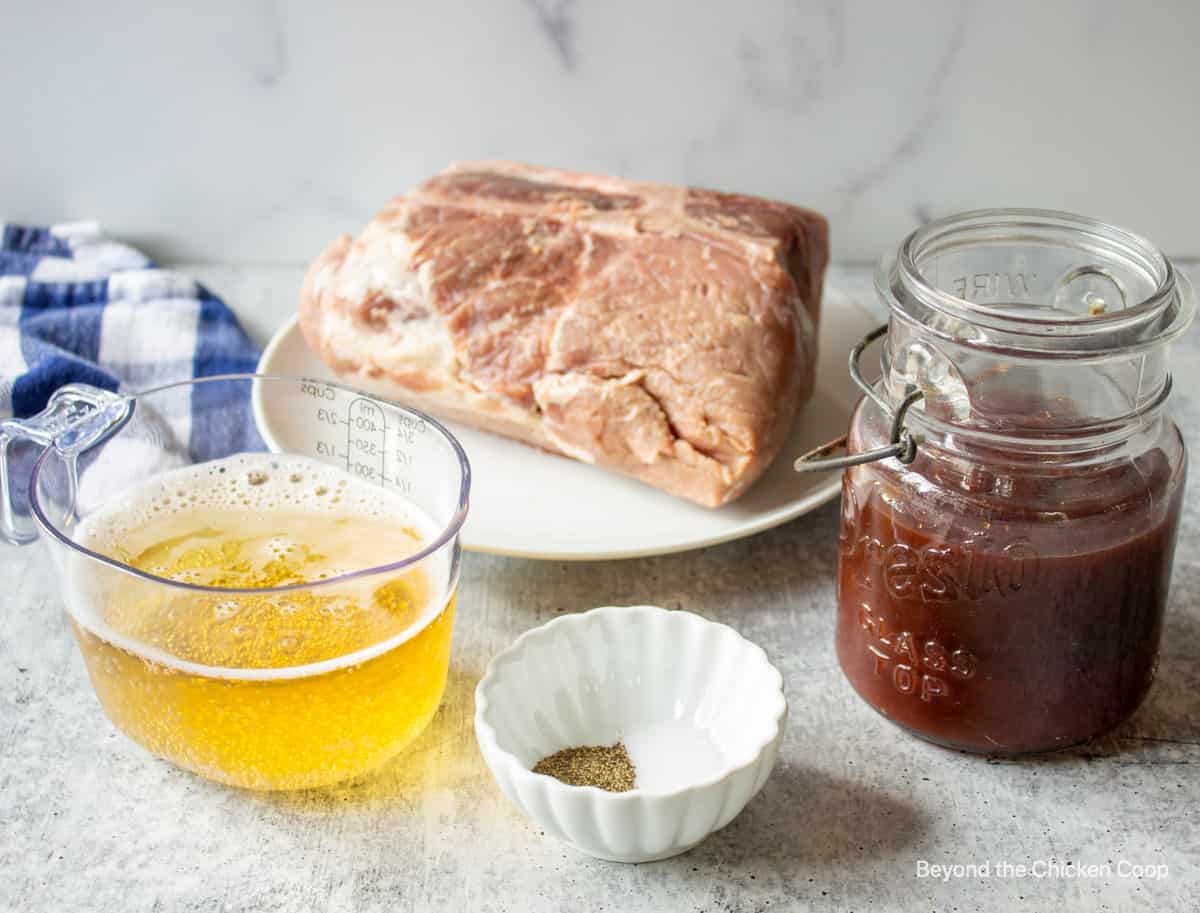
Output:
[{"xmin": 0, "ymin": 222, "xmax": 262, "ymax": 457}]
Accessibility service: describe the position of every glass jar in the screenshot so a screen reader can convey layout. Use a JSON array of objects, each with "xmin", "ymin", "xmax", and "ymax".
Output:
[{"xmin": 833, "ymin": 209, "xmax": 1194, "ymax": 754}]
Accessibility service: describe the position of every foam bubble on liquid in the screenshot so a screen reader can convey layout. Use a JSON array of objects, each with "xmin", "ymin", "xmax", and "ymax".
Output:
[
  {"xmin": 76, "ymin": 452, "xmax": 432, "ymax": 561},
  {"xmin": 64, "ymin": 452, "xmax": 453, "ymax": 679}
]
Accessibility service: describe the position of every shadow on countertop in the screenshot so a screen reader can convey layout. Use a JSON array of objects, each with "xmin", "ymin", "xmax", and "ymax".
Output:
[
  {"xmin": 684, "ymin": 763, "xmax": 928, "ymax": 871},
  {"xmin": 458, "ymin": 499, "xmax": 843, "ymax": 623}
]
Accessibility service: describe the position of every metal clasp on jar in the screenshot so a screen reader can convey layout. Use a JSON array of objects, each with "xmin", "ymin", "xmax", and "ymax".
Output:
[{"xmin": 794, "ymin": 325, "xmax": 925, "ymax": 473}]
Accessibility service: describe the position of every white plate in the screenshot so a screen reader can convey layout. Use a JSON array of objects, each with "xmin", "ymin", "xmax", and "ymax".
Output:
[{"xmin": 255, "ymin": 288, "xmax": 877, "ymax": 560}]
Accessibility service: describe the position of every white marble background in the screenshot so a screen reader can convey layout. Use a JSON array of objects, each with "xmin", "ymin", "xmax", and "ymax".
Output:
[{"xmin": 3, "ymin": 0, "xmax": 1198, "ymax": 264}]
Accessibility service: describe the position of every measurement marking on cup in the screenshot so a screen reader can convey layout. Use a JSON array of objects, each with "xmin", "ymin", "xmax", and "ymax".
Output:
[
  {"xmin": 314, "ymin": 440, "xmax": 343, "ymax": 460},
  {"xmin": 346, "ymin": 398, "xmax": 387, "ymax": 486}
]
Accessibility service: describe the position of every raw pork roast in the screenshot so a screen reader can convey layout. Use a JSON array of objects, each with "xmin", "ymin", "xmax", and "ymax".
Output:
[{"xmin": 299, "ymin": 162, "xmax": 828, "ymax": 507}]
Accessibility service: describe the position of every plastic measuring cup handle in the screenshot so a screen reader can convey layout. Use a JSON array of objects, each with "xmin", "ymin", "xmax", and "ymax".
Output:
[{"xmin": 0, "ymin": 384, "xmax": 132, "ymax": 545}]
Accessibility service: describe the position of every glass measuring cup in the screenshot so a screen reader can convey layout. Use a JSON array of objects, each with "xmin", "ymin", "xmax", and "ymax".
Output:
[{"xmin": 0, "ymin": 374, "xmax": 470, "ymax": 789}]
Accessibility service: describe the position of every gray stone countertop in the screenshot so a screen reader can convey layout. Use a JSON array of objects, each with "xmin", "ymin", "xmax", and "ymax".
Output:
[{"xmin": 1, "ymin": 264, "xmax": 1197, "ymax": 913}]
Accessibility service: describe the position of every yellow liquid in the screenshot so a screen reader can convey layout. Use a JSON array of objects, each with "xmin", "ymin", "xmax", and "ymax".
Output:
[{"xmin": 70, "ymin": 455, "xmax": 455, "ymax": 790}]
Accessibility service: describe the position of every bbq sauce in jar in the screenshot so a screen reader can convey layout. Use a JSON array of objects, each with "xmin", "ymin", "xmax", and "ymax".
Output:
[
  {"xmin": 832, "ymin": 210, "xmax": 1194, "ymax": 754},
  {"xmin": 837, "ymin": 411, "xmax": 1185, "ymax": 753}
]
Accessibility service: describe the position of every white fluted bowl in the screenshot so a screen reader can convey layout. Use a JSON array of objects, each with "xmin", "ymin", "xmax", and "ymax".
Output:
[{"xmin": 474, "ymin": 605, "xmax": 787, "ymax": 863}]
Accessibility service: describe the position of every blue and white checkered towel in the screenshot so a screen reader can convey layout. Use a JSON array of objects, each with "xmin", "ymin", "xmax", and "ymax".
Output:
[{"xmin": 0, "ymin": 222, "xmax": 262, "ymax": 457}]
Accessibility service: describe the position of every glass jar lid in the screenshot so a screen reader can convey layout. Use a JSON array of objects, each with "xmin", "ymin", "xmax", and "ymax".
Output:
[
  {"xmin": 796, "ymin": 208, "xmax": 1195, "ymax": 474},
  {"xmin": 878, "ymin": 208, "xmax": 1194, "ymax": 361}
]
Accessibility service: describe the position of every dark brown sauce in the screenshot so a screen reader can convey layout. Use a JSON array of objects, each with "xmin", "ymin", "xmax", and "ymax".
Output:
[{"xmin": 835, "ymin": 444, "xmax": 1185, "ymax": 753}]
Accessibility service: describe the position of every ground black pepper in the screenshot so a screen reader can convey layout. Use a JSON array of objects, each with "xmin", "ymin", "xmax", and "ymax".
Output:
[{"xmin": 532, "ymin": 743, "xmax": 636, "ymax": 791}]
